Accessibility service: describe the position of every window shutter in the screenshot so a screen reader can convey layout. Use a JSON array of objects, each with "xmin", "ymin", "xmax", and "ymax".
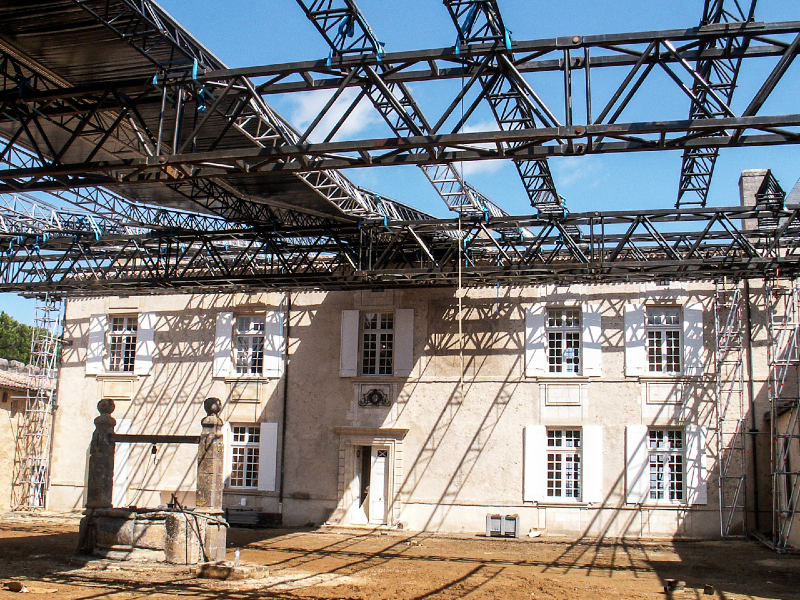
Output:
[
  {"xmin": 262, "ymin": 310, "xmax": 284, "ymax": 378},
  {"xmin": 214, "ymin": 312, "xmax": 233, "ymax": 378},
  {"xmin": 525, "ymin": 306, "xmax": 547, "ymax": 377},
  {"xmin": 624, "ymin": 304, "xmax": 646, "ymax": 377},
  {"xmin": 258, "ymin": 422, "xmax": 278, "ymax": 492},
  {"xmin": 340, "ymin": 310, "xmax": 360, "ymax": 377},
  {"xmin": 582, "ymin": 303, "xmax": 602, "ymax": 377},
  {"xmin": 625, "ymin": 424, "xmax": 649, "ymax": 504},
  {"xmin": 394, "ymin": 308, "xmax": 414, "ymax": 377},
  {"xmin": 683, "ymin": 303, "xmax": 705, "ymax": 376},
  {"xmin": 133, "ymin": 312, "xmax": 155, "ymax": 375},
  {"xmin": 523, "ymin": 425, "xmax": 547, "ymax": 502},
  {"xmin": 86, "ymin": 313, "xmax": 106, "ymax": 375},
  {"xmin": 582, "ymin": 425, "xmax": 604, "ymax": 503},
  {"xmin": 685, "ymin": 424, "xmax": 708, "ymax": 504},
  {"xmin": 222, "ymin": 422, "xmax": 232, "ymax": 488}
]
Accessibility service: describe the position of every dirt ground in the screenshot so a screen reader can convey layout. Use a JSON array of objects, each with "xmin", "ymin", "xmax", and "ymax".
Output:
[{"xmin": 0, "ymin": 514, "xmax": 798, "ymax": 600}]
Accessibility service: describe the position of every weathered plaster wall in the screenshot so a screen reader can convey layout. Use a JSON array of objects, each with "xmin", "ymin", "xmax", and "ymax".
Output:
[{"xmin": 46, "ymin": 282, "xmax": 776, "ymax": 539}]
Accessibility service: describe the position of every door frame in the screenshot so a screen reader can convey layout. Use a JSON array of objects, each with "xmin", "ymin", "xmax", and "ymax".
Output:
[{"xmin": 332, "ymin": 427, "xmax": 407, "ymax": 526}]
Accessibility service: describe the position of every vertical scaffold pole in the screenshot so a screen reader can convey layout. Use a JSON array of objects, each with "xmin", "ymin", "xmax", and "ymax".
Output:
[{"xmin": 766, "ymin": 279, "xmax": 800, "ymax": 551}]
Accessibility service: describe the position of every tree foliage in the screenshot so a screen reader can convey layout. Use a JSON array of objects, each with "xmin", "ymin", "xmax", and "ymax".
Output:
[{"xmin": 0, "ymin": 311, "xmax": 32, "ymax": 363}]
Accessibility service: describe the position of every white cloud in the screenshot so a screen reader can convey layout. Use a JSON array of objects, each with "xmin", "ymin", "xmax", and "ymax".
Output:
[
  {"xmin": 551, "ymin": 155, "xmax": 605, "ymax": 189},
  {"xmin": 288, "ymin": 88, "xmax": 381, "ymax": 142}
]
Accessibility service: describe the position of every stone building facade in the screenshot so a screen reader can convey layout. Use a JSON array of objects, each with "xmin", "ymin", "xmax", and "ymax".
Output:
[{"xmin": 40, "ymin": 280, "xmax": 777, "ymax": 539}]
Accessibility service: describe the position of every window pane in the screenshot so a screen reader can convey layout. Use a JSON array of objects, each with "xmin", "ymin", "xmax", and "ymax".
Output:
[
  {"xmin": 548, "ymin": 332, "xmax": 563, "ymax": 372},
  {"xmin": 666, "ymin": 331, "xmax": 680, "ymax": 372},
  {"xmin": 361, "ymin": 312, "xmax": 393, "ymax": 375}
]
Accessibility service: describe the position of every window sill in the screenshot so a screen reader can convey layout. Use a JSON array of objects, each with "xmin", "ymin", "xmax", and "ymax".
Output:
[
  {"xmin": 533, "ymin": 500, "xmax": 590, "ymax": 507},
  {"xmin": 533, "ymin": 375, "xmax": 594, "ymax": 381},
  {"xmin": 94, "ymin": 373, "xmax": 139, "ymax": 379},
  {"xmin": 213, "ymin": 375, "xmax": 280, "ymax": 383}
]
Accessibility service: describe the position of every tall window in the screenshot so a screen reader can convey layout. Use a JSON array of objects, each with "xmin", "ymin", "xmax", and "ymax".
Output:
[
  {"xmin": 647, "ymin": 307, "xmax": 681, "ymax": 373},
  {"xmin": 648, "ymin": 429, "xmax": 684, "ymax": 501},
  {"xmin": 235, "ymin": 315, "xmax": 265, "ymax": 375},
  {"xmin": 547, "ymin": 429, "xmax": 581, "ymax": 499},
  {"xmin": 108, "ymin": 316, "xmax": 137, "ymax": 372},
  {"xmin": 361, "ymin": 312, "xmax": 393, "ymax": 375},
  {"xmin": 230, "ymin": 425, "xmax": 260, "ymax": 488},
  {"xmin": 547, "ymin": 308, "xmax": 581, "ymax": 374}
]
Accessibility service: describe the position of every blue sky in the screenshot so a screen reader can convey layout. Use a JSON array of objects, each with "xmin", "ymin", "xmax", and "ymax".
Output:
[{"xmin": 3, "ymin": 0, "xmax": 798, "ymax": 324}]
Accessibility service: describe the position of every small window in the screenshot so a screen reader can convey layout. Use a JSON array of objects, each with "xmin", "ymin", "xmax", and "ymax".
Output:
[
  {"xmin": 547, "ymin": 308, "xmax": 581, "ymax": 374},
  {"xmin": 547, "ymin": 429, "xmax": 581, "ymax": 499},
  {"xmin": 229, "ymin": 425, "xmax": 260, "ymax": 488},
  {"xmin": 235, "ymin": 315, "xmax": 265, "ymax": 375},
  {"xmin": 108, "ymin": 316, "xmax": 137, "ymax": 372},
  {"xmin": 646, "ymin": 307, "xmax": 681, "ymax": 374},
  {"xmin": 361, "ymin": 312, "xmax": 394, "ymax": 376},
  {"xmin": 648, "ymin": 429, "xmax": 684, "ymax": 501}
]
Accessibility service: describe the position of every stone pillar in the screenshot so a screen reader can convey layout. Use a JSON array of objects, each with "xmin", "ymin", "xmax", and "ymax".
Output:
[
  {"xmin": 195, "ymin": 397, "xmax": 226, "ymax": 563},
  {"xmin": 197, "ymin": 397, "xmax": 224, "ymax": 510},
  {"xmin": 86, "ymin": 399, "xmax": 116, "ymax": 509}
]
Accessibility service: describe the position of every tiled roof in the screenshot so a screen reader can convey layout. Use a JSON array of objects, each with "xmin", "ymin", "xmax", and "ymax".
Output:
[{"xmin": 0, "ymin": 369, "xmax": 33, "ymax": 391}]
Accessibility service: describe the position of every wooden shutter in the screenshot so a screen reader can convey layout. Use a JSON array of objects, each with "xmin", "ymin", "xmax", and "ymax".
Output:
[
  {"xmin": 582, "ymin": 425, "xmax": 604, "ymax": 503},
  {"xmin": 340, "ymin": 310, "xmax": 360, "ymax": 377},
  {"xmin": 625, "ymin": 424, "xmax": 649, "ymax": 504},
  {"xmin": 394, "ymin": 309, "xmax": 414, "ymax": 377},
  {"xmin": 133, "ymin": 312, "xmax": 155, "ymax": 375},
  {"xmin": 262, "ymin": 310, "xmax": 284, "ymax": 378},
  {"xmin": 86, "ymin": 314, "xmax": 106, "ymax": 375},
  {"xmin": 624, "ymin": 304, "xmax": 647, "ymax": 377},
  {"xmin": 582, "ymin": 303, "xmax": 602, "ymax": 377},
  {"xmin": 683, "ymin": 303, "xmax": 705, "ymax": 376},
  {"xmin": 222, "ymin": 422, "xmax": 232, "ymax": 488},
  {"xmin": 258, "ymin": 422, "xmax": 279, "ymax": 492},
  {"xmin": 213, "ymin": 312, "xmax": 233, "ymax": 378},
  {"xmin": 685, "ymin": 424, "xmax": 708, "ymax": 504},
  {"xmin": 525, "ymin": 306, "xmax": 547, "ymax": 377},
  {"xmin": 523, "ymin": 425, "xmax": 547, "ymax": 502}
]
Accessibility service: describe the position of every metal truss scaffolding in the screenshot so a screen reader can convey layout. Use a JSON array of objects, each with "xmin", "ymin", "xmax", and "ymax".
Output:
[
  {"xmin": 11, "ymin": 294, "xmax": 63, "ymax": 510},
  {"xmin": 714, "ymin": 279, "xmax": 748, "ymax": 537},
  {"xmin": 766, "ymin": 280, "xmax": 800, "ymax": 551}
]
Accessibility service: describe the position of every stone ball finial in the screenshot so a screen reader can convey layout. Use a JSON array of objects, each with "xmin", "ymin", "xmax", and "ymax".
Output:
[
  {"xmin": 204, "ymin": 397, "xmax": 221, "ymax": 416},
  {"xmin": 97, "ymin": 398, "xmax": 116, "ymax": 415}
]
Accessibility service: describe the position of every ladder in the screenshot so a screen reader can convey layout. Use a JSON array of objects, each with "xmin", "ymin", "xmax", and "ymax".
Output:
[
  {"xmin": 11, "ymin": 295, "xmax": 63, "ymax": 510},
  {"xmin": 714, "ymin": 280, "xmax": 748, "ymax": 537}
]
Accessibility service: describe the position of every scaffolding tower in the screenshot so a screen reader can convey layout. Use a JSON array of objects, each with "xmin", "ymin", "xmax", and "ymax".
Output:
[
  {"xmin": 766, "ymin": 280, "xmax": 800, "ymax": 551},
  {"xmin": 11, "ymin": 295, "xmax": 63, "ymax": 510},
  {"xmin": 714, "ymin": 279, "xmax": 748, "ymax": 537}
]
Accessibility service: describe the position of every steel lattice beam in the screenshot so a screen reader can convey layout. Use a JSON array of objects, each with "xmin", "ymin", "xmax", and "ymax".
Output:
[
  {"xmin": 1, "ymin": 203, "xmax": 799, "ymax": 294},
  {"xmin": 295, "ymin": 0, "xmax": 516, "ymax": 229},
  {"xmin": 443, "ymin": 0, "xmax": 563, "ymax": 216},
  {"xmin": 676, "ymin": 0, "xmax": 758, "ymax": 208}
]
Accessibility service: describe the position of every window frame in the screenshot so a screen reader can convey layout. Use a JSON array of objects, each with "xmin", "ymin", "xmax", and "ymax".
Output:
[
  {"xmin": 360, "ymin": 312, "xmax": 395, "ymax": 376},
  {"xmin": 546, "ymin": 428, "xmax": 582, "ymax": 502},
  {"xmin": 107, "ymin": 315, "xmax": 138, "ymax": 373},
  {"xmin": 647, "ymin": 428, "xmax": 685, "ymax": 503},
  {"xmin": 234, "ymin": 314, "xmax": 266, "ymax": 377},
  {"xmin": 228, "ymin": 424, "xmax": 261, "ymax": 489},
  {"xmin": 546, "ymin": 307, "xmax": 582, "ymax": 375},
  {"xmin": 646, "ymin": 306, "xmax": 682, "ymax": 375}
]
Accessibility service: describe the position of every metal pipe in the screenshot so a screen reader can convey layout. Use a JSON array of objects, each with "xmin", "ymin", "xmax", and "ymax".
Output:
[
  {"xmin": 744, "ymin": 278, "xmax": 761, "ymax": 531},
  {"xmin": 278, "ymin": 291, "xmax": 292, "ymax": 516}
]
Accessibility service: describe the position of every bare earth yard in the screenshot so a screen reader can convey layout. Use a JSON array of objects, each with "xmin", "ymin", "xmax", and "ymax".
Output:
[{"xmin": 0, "ymin": 514, "xmax": 798, "ymax": 599}]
